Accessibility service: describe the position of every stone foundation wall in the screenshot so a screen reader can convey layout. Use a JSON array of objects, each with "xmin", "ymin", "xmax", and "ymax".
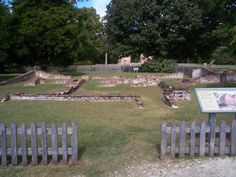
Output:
[
  {"xmin": 35, "ymin": 70, "xmax": 71, "ymax": 80},
  {"xmin": 159, "ymin": 81, "xmax": 191, "ymax": 108},
  {"xmin": 0, "ymin": 70, "xmax": 71, "ymax": 86},
  {"xmin": 24, "ymin": 77, "xmax": 46, "ymax": 86},
  {"xmin": 220, "ymin": 72, "xmax": 236, "ymax": 83},
  {"xmin": 160, "ymin": 72, "xmax": 184, "ymax": 79},
  {"xmin": 0, "ymin": 70, "xmax": 36, "ymax": 85},
  {"xmin": 58, "ymin": 79, "xmax": 86, "ymax": 95},
  {"xmin": 6, "ymin": 93, "xmax": 144, "ymax": 109},
  {"xmin": 198, "ymin": 74, "xmax": 220, "ymax": 84}
]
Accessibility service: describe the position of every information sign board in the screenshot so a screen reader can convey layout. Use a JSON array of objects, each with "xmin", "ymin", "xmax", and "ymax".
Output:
[{"xmin": 195, "ymin": 88, "xmax": 236, "ymax": 113}]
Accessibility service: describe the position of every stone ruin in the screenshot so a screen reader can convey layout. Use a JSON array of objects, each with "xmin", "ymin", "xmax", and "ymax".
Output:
[
  {"xmin": 99, "ymin": 72, "xmax": 184, "ymax": 88},
  {"xmin": 24, "ymin": 77, "xmax": 46, "ymax": 86},
  {"xmin": 3, "ymin": 93, "xmax": 144, "ymax": 109},
  {"xmin": 1, "ymin": 71, "xmax": 144, "ymax": 109},
  {"xmin": 100, "ymin": 75, "xmax": 161, "ymax": 87},
  {"xmin": 0, "ymin": 70, "xmax": 72, "ymax": 86},
  {"xmin": 159, "ymin": 81, "xmax": 191, "ymax": 108},
  {"xmin": 57, "ymin": 79, "xmax": 86, "ymax": 95}
]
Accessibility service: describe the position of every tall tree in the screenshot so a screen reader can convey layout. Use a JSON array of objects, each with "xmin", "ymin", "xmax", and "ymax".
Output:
[
  {"xmin": 12, "ymin": 0, "xmax": 80, "ymax": 66},
  {"xmin": 106, "ymin": 0, "xmax": 203, "ymax": 63},
  {"xmin": 0, "ymin": 0, "xmax": 11, "ymax": 67},
  {"xmin": 105, "ymin": 0, "xmax": 235, "ymax": 63},
  {"xmin": 75, "ymin": 8, "xmax": 105, "ymax": 64},
  {"xmin": 210, "ymin": 0, "xmax": 236, "ymax": 64}
]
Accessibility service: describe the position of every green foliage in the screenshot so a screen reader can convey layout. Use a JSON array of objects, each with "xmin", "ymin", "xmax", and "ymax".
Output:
[
  {"xmin": 12, "ymin": 1, "xmax": 80, "ymax": 66},
  {"xmin": 0, "ymin": 0, "xmax": 104, "ymax": 68},
  {"xmin": 139, "ymin": 59, "xmax": 176, "ymax": 73},
  {"xmin": 76, "ymin": 8, "xmax": 105, "ymax": 64},
  {"xmin": 105, "ymin": 0, "xmax": 203, "ymax": 62},
  {"xmin": 0, "ymin": 1, "xmax": 11, "ymax": 64},
  {"xmin": 105, "ymin": 0, "xmax": 236, "ymax": 63}
]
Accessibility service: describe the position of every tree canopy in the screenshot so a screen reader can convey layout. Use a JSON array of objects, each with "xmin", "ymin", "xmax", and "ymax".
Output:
[
  {"xmin": 0, "ymin": 0, "xmax": 11, "ymax": 65},
  {"xmin": 0, "ymin": 0, "xmax": 104, "ymax": 68},
  {"xmin": 105, "ymin": 0, "xmax": 236, "ymax": 64},
  {"xmin": 0, "ymin": 0, "xmax": 235, "ymax": 68}
]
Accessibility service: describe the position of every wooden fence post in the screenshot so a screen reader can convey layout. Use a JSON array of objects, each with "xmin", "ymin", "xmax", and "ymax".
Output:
[
  {"xmin": 231, "ymin": 120, "xmax": 236, "ymax": 155},
  {"xmin": 72, "ymin": 122, "xmax": 78, "ymax": 163},
  {"xmin": 160, "ymin": 122, "xmax": 167, "ymax": 159},
  {"xmin": 200, "ymin": 121, "xmax": 206, "ymax": 157},
  {"xmin": 51, "ymin": 123, "xmax": 58, "ymax": 164},
  {"xmin": 11, "ymin": 123, "xmax": 18, "ymax": 165},
  {"xmin": 62, "ymin": 122, "xmax": 68, "ymax": 164},
  {"xmin": 0, "ymin": 122, "xmax": 76, "ymax": 166},
  {"xmin": 170, "ymin": 122, "xmax": 176, "ymax": 158},
  {"xmin": 179, "ymin": 122, "xmax": 186, "ymax": 158},
  {"xmin": 220, "ymin": 121, "xmax": 226, "ymax": 156},
  {"xmin": 21, "ymin": 124, "xmax": 27, "ymax": 165},
  {"xmin": 1, "ymin": 123, "xmax": 7, "ymax": 166},
  {"xmin": 209, "ymin": 118, "xmax": 216, "ymax": 157},
  {"xmin": 41, "ymin": 122, "xmax": 47, "ymax": 165},
  {"xmin": 190, "ymin": 121, "xmax": 196, "ymax": 157},
  {"xmin": 31, "ymin": 122, "xmax": 38, "ymax": 165}
]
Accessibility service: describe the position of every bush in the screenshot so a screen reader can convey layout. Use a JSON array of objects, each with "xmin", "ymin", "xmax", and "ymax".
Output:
[{"xmin": 139, "ymin": 59, "xmax": 176, "ymax": 73}]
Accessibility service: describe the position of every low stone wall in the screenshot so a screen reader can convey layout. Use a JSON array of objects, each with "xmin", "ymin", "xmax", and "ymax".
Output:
[
  {"xmin": 198, "ymin": 74, "xmax": 220, "ymax": 84},
  {"xmin": 58, "ymin": 79, "xmax": 86, "ymax": 95},
  {"xmin": 220, "ymin": 72, "xmax": 236, "ymax": 83},
  {"xmin": 35, "ymin": 70, "xmax": 71, "ymax": 80},
  {"xmin": 159, "ymin": 81, "xmax": 191, "ymax": 108},
  {"xmin": 5, "ymin": 93, "xmax": 144, "ymax": 109},
  {"xmin": 99, "ymin": 75, "xmax": 161, "ymax": 87},
  {"xmin": 160, "ymin": 72, "xmax": 184, "ymax": 79},
  {"xmin": 0, "ymin": 70, "xmax": 36, "ymax": 85},
  {"xmin": 0, "ymin": 70, "xmax": 71, "ymax": 86},
  {"xmin": 24, "ymin": 77, "xmax": 46, "ymax": 86}
]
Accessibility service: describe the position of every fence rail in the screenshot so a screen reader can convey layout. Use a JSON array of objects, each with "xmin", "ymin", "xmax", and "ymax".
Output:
[
  {"xmin": 0, "ymin": 122, "xmax": 78, "ymax": 166},
  {"xmin": 161, "ymin": 120, "xmax": 236, "ymax": 159}
]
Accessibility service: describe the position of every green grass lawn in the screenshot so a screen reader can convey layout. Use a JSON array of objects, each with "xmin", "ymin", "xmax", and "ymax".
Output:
[{"xmin": 0, "ymin": 73, "xmax": 235, "ymax": 177}]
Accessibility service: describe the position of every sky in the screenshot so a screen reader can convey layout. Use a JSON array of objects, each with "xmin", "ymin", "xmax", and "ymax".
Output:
[{"xmin": 77, "ymin": 0, "xmax": 111, "ymax": 17}]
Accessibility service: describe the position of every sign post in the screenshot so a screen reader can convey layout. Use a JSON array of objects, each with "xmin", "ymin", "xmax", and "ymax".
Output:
[{"xmin": 195, "ymin": 88, "xmax": 236, "ymax": 149}]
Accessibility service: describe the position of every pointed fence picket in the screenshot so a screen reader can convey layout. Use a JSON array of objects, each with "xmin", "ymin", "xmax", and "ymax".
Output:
[
  {"xmin": 161, "ymin": 120, "xmax": 236, "ymax": 158},
  {"xmin": 0, "ymin": 122, "xmax": 78, "ymax": 166}
]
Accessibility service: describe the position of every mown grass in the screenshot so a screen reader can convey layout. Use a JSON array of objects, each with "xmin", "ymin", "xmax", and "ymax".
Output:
[{"xmin": 0, "ymin": 73, "xmax": 235, "ymax": 177}]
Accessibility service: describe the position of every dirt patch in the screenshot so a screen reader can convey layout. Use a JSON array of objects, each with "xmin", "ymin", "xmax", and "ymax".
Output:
[{"xmin": 111, "ymin": 157, "xmax": 236, "ymax": 177}]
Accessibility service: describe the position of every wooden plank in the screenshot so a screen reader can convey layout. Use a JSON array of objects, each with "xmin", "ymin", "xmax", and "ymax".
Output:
[
  {"xmin": 172, "ymin": 146, "xmax": 231, "ymax": 154},
  {"xmin": 1, "ymin": 123, "xmax": 7, "ymax": 166},
  {"xmin": 41, "ymin": 122, "xmax": 47, "ymax": 165},
  {"xmin": 179, "ymin": 122, "xmax": 186, "ymax": 158},
  {"xmin": 11, "ymin": 123, "xmax": 18, "ymax": 165},
  {"xmin": 21, "ymin": 124, "xmax": 27, "ymax": 165},
  {"xmin": 71, "ymin": 122, "xmax": 78, "ymax": 163},
  {"xmin": 31, "ymin": 122, "xmax": 38, "ymax": 165},
  {"xmin": 190, "ymin": 121, "xmax": 196, "ymax": 157},
  {"xmin": 166, "ymin": 125, "xmax": 231, "ymax": 134},
  {"xmin": 160, "ymin": 122, "xmax": 167, "ymax": 159},
  {"xmin": 62, "ymin": 122, "xmax": 68, "ymax": 164},
  {"xmin": 199, "ymin": 122, "xmax": 206, "ymax": 157},
  {"xmin": 51, "ymin": 123, "xmax": 58, "ymax": 164},
  {"xmin": 220, "ymin": 121, "xmax": 226, "ymax": 156},
  {"xmin": 170, "ymin": 122, "xmax": 176, "ymax": 158},
  {"xmin": 209, "ymin": 117, "xmax": 216, "ymax": 157},
  {"xmin": 11, "ymin": 127, "xmax": 72, "ymax": 135},
  {"xmin": 231, "ymin": 120, "xmax": 236, "ymax": 155},
  {"xmin": 199, "ymin": 121, "xmax": 206, "ymax": 157}
]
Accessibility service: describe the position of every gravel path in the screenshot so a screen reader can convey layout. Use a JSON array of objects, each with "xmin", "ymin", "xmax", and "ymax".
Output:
[{"xmin": 111, "ymin": 157, "xmax": 236, "ymax": 177}]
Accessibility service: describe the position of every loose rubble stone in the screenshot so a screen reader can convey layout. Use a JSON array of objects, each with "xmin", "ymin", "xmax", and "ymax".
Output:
[{"xmin": 159, "ymin": 81, "xmax": 191, "ymax": 108}]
